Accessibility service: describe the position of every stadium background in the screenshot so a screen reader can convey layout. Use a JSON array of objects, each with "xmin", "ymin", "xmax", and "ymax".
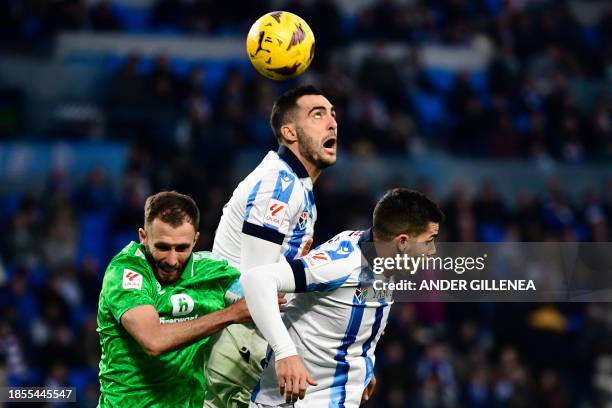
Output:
[{"xmin": 0, "ymin": 0, "xmax": 611, "ymax": 406}]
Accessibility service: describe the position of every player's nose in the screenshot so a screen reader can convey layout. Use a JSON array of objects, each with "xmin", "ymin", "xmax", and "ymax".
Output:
[
  {"xmin": 328, "ymin": 115, "xmax": 337, "ymax": 131},
  {"xmin": 166, "ymin": 250, "xmax": 179, "ymax": 266}
]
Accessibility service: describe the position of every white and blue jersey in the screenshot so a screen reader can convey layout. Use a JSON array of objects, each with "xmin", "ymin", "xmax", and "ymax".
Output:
[
  {"xmin": 213, "ymin": 146, "xmax": 316, "ymax": 267},
  {"xmin": 251, "ymin": 229, "xmax": 394, "ymax": 408}
]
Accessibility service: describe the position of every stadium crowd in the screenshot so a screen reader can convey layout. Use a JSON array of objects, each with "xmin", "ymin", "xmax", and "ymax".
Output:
[
  {"xmin": 0, "ymin": 0, "xmax": 611, "ymax": 162},
  {"xmin": 1, "ymin": 0, "xmax": 612, "ymax": 406}
]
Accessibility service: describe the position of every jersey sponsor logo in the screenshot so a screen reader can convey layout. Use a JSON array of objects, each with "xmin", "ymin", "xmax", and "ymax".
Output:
[
  {"xmin": 303, "ymin": 250, "xmax": 332, "ymax": 269},
  {"xmin": 160, "ymin": 314, "xmax": 198, "ymax": 324},
  {"xmin": 170, "ymin": 294, "xmax": 194, "ymax": 316},
  {"xmin": 355, "ymin": 286, "xmax": 369, "ymax": 304},
  {"xmin": 297, "ymin": 211, "xmax": 308, "ymax": 230},
  {"xmin": 264, "ymin": 199, "xmax": 287, "ymax": 228},
  {"xmin": 122, "ymin": 269, "xmax": 143, "ymax": 290}
]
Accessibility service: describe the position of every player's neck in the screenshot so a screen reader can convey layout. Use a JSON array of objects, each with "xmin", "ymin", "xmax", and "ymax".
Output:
[
  {"xmin": 372, "ymin": 232, "xmax": 394, "ymax": 258},
  {"xmin": 278, "ymin": 145, "xmax": 320, "ymax": 182},
  {"xmin": 304, "ymin": 162, "xmax": 321, "ymax": 183}
]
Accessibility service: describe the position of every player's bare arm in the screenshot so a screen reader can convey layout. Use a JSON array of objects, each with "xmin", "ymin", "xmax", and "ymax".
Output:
[
  {"xmin": 361, "ymin": 374, "xmax": 377, "ymax": 404},
  {"xmin": 121, "ymin": 299, "xmax": 251, "ymax": 357}
]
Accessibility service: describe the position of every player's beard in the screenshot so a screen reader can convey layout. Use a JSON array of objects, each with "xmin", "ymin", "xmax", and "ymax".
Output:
[
  {"xmin": 296, "ymin": 126, "xmax": 336, "ymax": 170},
  {"xmin": 144, "ymin": 246, "xmax": 183, "ymax": 285}
]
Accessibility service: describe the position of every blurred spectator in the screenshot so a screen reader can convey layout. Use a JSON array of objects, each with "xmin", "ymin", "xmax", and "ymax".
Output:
[
  {"xmin": 0, "ymin": 321, "xmax": 28, "ymax": 385},
  {"xmin": 76, "ymin": 167, "xmax": 114, "ymax": 213},
  {"xmin": 3, "ymin": 196, "xmax": 40, "ymax": 268},
  {"xmin": 89, "ymin": 0, "xmax": 121, "ymax": 31},
  {"xmin": 42, "ymin": 0, "xmax": 88, "ymax": 34},
  {"xmin": 416, "ymin": 341, "xmax": 458, "ymax": 406},
  {"xmin": 151, "ymin": 0, "xmax": 188, "ymax": 30},
  {"xmin": 444, "ymin": 184, "xmax": 476, "ymax": 242},
  {"xmin": 473, "ymin": 181, "xmax": 508, "ymax": 241},
  {"xmin": 40, "ymin": 203, "xmax": 77, "ymax": 269}
]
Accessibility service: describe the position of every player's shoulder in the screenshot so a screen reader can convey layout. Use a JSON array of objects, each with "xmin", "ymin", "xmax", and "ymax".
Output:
[
  {"xmin": 301, "ymin": 230, "xmax": 364, "ymax": 270},
  {"xmin": 319, "ymin": 230, "xmax": 366, "ymax": 251},
  {"xmin": 102, "ymin": 241, "xmax": 153, "ymax": 290},
  {"xmin": 239, "ymin": 152, "xmax": 299, "ymax": 190},
  {"xmin": 107, "ymin": 241, "xmax": 149, "ymax": 271},
  {"xmin": 192, "ymin": 250, "xmax": 228, "ymax": 265},
  {"xmin": 257, "ymin": 152, "xmax": 300, "ymax": 184},
  {"xmin": 191, "ymin": 251, "xmax": 240, "ymax": 280}
]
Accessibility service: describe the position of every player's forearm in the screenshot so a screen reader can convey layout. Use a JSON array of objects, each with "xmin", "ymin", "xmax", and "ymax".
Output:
[
  {"xmin": 147, "ymin": 305, "xmax": 242, "ymax": 356},
  {"xmin": 241, "ymin": 262, "xmax": 297, "ymax": 360}
]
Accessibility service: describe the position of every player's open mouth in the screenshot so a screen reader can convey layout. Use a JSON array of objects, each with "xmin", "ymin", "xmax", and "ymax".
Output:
[{"xmin": 323, "ymin": 137, "xmax": 337, "ymax": 155}]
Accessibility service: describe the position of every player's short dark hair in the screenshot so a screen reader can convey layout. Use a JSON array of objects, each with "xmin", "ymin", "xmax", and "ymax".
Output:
[
  {"xmin": 373, "ymin": 188, "xmax": 444, "ymax": 241},
  {"xmin": 144, "ymin": 191, "xmax": 200, "ymax": 230},
  {"xmin": 270, "ymin": 85, "xmax": 325, "ymax": 145}
]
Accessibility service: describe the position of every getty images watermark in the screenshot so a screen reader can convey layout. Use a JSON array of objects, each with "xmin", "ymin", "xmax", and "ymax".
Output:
[
  {"xmin": 372, "ymin": 253, "xmax": 536, "ymax": 292},
  {"xmin": 360, "ymin": 242, "xmax": 612, "ymax": 302}
]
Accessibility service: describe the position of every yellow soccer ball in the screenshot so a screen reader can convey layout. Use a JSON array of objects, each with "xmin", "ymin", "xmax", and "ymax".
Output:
[{"xmin": 246, "ymin": 11, "xmax": 315, "ymax": 80}]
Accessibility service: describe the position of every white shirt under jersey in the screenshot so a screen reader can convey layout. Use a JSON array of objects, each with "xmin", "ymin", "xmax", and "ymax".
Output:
[
  {"xmin": 242, "ymin": 229, "xmax": 394, "ymax": 408},
  {"xmin": 213, "ymin": 146, "xmax": 316, "ymax": 270}
]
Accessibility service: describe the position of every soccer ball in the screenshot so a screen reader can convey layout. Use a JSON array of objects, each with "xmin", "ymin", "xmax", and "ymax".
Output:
[{"xmin": 246, "ymin": 11, "xmax": 315, "ymax": 80}]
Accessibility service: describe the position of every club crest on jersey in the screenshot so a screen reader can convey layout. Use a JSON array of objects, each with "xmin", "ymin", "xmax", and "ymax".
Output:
[
  {"xmin": 354, "ymin": 286, "xmax": 369, "ymax": 304},
  {"xmin": 264, "ymin": 199, "xmax": 287, "ymax": 228},
  {"xmin": 297, "ymin": 211, "xmax": 308, "ymax": 230},
  {"xmin": 122, "ymin": 269, "xmax": 143, "ymax": 290}
]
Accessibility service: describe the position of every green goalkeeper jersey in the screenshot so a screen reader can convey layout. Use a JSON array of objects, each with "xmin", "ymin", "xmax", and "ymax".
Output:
[{"xmin": 97, "ymin": 241, "xmax": 239, "ymax": 407}]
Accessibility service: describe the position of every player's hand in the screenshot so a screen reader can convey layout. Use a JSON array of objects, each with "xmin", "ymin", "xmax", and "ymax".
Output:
[
  {"xmin": 278, "ymin": 294, "xmax": 287, "ymax": 312},
  {"xmin": 361, "ymin": 374, "xmax": 376, "ymax": 404},
  {"xmin": 299, "ymin": 238, "xmax": 313, "ymax": 257},
  {"xmin": 228, "ymin": 298, "xmax": 251, "ymax": 324},
  {"xmin": 276, "ymin": 355, "xmax": 317, "ymax": 403}
]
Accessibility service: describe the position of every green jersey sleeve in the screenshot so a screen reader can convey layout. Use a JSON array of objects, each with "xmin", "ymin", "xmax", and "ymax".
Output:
[{"xmin": 101, "ymin": 257, "xmax": 155, "ymax": 322}]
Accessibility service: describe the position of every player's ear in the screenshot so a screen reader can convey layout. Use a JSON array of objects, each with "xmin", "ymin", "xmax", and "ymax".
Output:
[
  {"xmin": 138, "ymin": 227, "xmax": 147, "ymax": 245},
  {"xmin": 193, "ymin": 231, "xmax": 200, "ymax": 246},
  {"xmin": 393, "ymin": 234, "xmax": 410, "ymax": 252},
  {"xmin": 280, "ymin": 123, "xmax": 297, "ymax": 144}
]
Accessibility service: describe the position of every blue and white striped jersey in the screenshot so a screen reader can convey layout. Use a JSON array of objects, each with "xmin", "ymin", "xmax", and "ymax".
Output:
[
  {"xmin": 251, "ymin": 229, "xmax": 394, "ymax": 408},
  {"xmin": 213, "ymin": 146, "xmax": 316, "ymax": 267}
]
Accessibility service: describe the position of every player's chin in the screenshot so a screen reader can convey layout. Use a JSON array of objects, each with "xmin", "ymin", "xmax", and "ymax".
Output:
[
  {"xmin": 318, "ymin": 149, "xmax": 337, "ymax": 166},
  {"xmin": 157, "ymin": 268, "xmax": 181, "ymax": 283}
]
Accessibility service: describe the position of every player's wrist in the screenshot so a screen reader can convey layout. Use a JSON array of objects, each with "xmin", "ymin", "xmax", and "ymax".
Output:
[
  {"xmin": 227, "ymin": 299, "xmax": 250, "ymax": 324},
  {"xmin": 274, "ymin": 345, "xmax": 298, "ymax": 361}
]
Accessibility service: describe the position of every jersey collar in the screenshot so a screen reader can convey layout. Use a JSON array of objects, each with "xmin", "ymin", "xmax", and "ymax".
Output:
[
  {"xmin": 180, "ymin": 253, "xmax": 195, "ymax": 280},
  {"xmin": 358, "ymin": 228, "xmax": 378, "ymax": 267},
  {"xmin": 277, "ymin": 146, "xmax": 309, "ymax": 179}
]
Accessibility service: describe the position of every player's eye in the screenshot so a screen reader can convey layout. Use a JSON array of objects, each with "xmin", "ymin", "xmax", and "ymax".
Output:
[
  {"xmin": 155, "ymin": 244, "xmax": 170, "ymax": 251},
  {"xmin": 175, "ymin": 245, "xmax": 189, "ymax": 252}
]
